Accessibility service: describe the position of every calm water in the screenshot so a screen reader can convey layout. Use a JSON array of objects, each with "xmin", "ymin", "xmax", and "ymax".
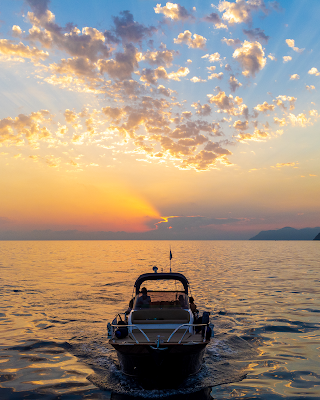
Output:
[{"xmin": 0, "ymin": 240, "xmax": 319, "ymax": 399}]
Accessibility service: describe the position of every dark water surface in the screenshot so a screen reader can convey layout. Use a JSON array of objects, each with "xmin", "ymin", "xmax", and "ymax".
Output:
[{"xmin": 0, "ymin": 240, "xmax": 319, "ymax": 399}]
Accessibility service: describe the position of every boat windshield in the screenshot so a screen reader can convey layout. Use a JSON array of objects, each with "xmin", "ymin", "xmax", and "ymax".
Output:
[{"xmin": 134, "ymin": 291, "xmax": 189, "ymax": 310}]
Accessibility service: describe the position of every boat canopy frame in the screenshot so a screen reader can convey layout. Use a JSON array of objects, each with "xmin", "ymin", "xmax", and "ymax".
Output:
[{"xmin": 134, "ymin": 272, "xmax": 189, "ymax": 295}]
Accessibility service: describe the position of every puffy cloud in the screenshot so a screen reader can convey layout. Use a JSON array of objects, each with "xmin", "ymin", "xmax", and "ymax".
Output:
[
  {"xmin": 64, "ymin": 109, "xmax": 78, "ymax": 123},
  {"xmin": 26, "ymin": 0, "xmax": 50, "ymax": 18},
  {"xmin": 275, "ymin": 95, "xmax": 297, "ymax": 110},
  {"xmin": 26, "ymin": 8, "xmax": 111, "ymax": 61},
  {"xmin": 139, "ymin": 66, "xmax": 169, "ymax": 85},
  {"xmin": 141, "ymin": 49, "xmax": 176, "ymax": 66},
  {"xmin": 287, "ymin": 113, "xmax": 310, "ymax": 127},
  {"xmin": 308, "ymin": 67, "xmax": 320, "ymax": 76},
  {"xmin": 229, "ymin": 75, "xmax": 242, "ymax": 92},
  {"xmin": 283, "ymin": 56, "xmax": 292, "ymax": 63},
  {"xmin": 237, "ymin": 128, "xmax": 269, "ymax": 142},
  {"xmin": 0, "ymin": 110, "xmax": 52, "ymax": 146},
  {"xmin": 290, "ymin": 74, "xmax": 299, "ymax": 80},
  {"xmin": 268, "ymin": 53, "xmax": 276, "ymax": 61},
  {"xmin": 180, "ymin": 149, "xmax": 232, "ymax": 171},
  {"xmin": 168, "ymin": 66, "xmax": 190, "ymax": 81},
  {"xmin": 208, "ymin": 72, "xmax": 224, "ymax": 80},
  {"xmin": 232, "ymin": 41, "xmax": 266, "ymax": 77},
  {"xmin": 243, "ymin": 28, "xmax": 269, "ymax": 43},
  {"xmin": 218, "ymin": 0, "xmax": 268, "ymax": 25},
  {"xmin": 174, "ymin": 31, "xmax": 207, "ymax": 49},
  {"xmin": 233, "ymin": 120, "xmax": 248, "ymax": 130},
  {"xmin": 203, "ymin": 12, "xmax": 221, "ymax": 24},
  {"xmin": 12, "ymin": 25, "xmax": 22, "ymax": 36},
  {"xmin": 208, "ymin": 90, "xmax": 238, "ymax": 114},
  {"xmin": 98, "ymin": 44, "xmax": 138, "ymax": 80},
  {"xmin": 285, "ymin": 39, "xmax": 304, "ymax": 53},
  {"xmin": 254, "ymin": 101, "xmax": 275, "ymax": 112},
  {"xmin": 306, "ymin": 85, "xmax": 315, "ymax": 91},
  {"xmin": 108, "ymin": 10, "xmax": 156, "ymax": 43},
  {"xmin": 191, "ymin": 103, "xmax": 212, "ymax": 116},
  {"xmin": 222, "ymin": 37, "xmax": 242, "ymax": 48},
  {"xmin": 273, "ymin": 117, "xmax": 286, "ymax": 126},
  {"xmin": 0, "ymin": 39, "xmax": 48, "ymax": 60},
  {"xmin": 190, "ymin": 76, "xmax": 207, "ymax": 83},
  {"xmin": 202, "ymin": 52, "xmax": 222, "ymax": 63},
  {"xmin": 154, "ymin": 2, "xmax": 194, "ymax": 21}
]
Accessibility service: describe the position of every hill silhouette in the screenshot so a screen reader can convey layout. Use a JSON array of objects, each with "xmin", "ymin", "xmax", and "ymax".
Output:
[
  {"xmin": 250, "ymin": 227, "xmax": 320, "ymax": 240},
  {"xmin": 314, "ymin": 232, "xmax": 320, "ymax": 240}
]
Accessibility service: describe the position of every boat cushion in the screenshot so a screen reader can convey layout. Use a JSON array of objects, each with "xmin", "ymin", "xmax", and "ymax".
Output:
[{"xmin": 131, "ymin": 309, "xmax": 190, "ymax": 323}]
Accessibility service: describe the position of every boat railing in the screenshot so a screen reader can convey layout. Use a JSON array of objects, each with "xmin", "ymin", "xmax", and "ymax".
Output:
[{"xmin": 110, "ymin": 322, "xmax": 211, "ymax": 344}]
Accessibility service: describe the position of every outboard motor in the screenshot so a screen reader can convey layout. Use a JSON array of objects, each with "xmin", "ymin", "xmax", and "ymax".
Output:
[{"xmin": 201, "ymin": 311, "xmax": 212, "ymax": 340}]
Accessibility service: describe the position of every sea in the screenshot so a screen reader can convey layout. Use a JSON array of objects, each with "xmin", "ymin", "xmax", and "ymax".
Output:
[{"xmin": 0, "ymin": 240, "xmax": 319, "ymax": 399}]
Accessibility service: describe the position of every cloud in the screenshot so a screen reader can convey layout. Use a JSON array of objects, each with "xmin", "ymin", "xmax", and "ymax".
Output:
[
  {"xmin": 190, "ymin": 76, "xmax": 206, "ymax": 83},
  {"xmin": 141, "ymin": 49, "xmax": 176, "ymax": 66},
  {"xmin": 287, "ymin": 113, "xmax": 310, "ymax": 127},
  {"xmin": 191, "ymin": 103, "xmax": 212, "ymax": 116},
  {"xmin": 26, "ymin": 8, "xmax": 111, "ymax": 62},
  {"xmin": 201, "ymin": 52, "xmax": 222, "ymax": 63},
  {"xmin": 98, "ymin": 44, "xmax": 138, "ymax": 80},
  {"xmin": 308, "ymin": 67, "xmax": 320, "ymax": 76},
  {"xmin": 0, "ymin": 110, "xmax": 52, "ymax": 146},
  {"xmin": 229, "ymin": 75, "xmax": 242, "ymax": 92},
  {"xmin": 306, "ymin": 85, "xmax": 315, "ymax": 91},
  {"xmin": 290, "ymin": 74, "xmax": 299, "ymax": 80},
  {"xmin": 275, "ymin": 95, "xmax": 297, "ymax": 110},
  {"xmin": 26, "ymin": 0, "xmax": 50, "ymax": 18},
  {"xmin": 273, "ymin": 162, "xmax": 296, "ymax": 168},
  {"xmin": 285, "ymin": 39, "xmax": 304, "ymax": 53},
  {"xmin": 208, "ymin": 90, "xmax": 238, "ymax": 114},
  {"xmin": 107, "ymin": 10, "xmax": 156, "ymax": 43},
  {"xmin": 233, "ymin": 119, "xmax": 248, "ymax": 130},
  {"xmin": 237, "ymin": 128, "xmax": 269, "ymax": 142},
  {"xmin": 218, "ymin": 0, "xmax": 268, "ymax": 25},
  {"xmin": 243, "ymin": 28, "xmax": 269, "ymax": 43},
  {"xmin": 154, "ymin": 2, "xmax": 194, "ymax": 21},
  {"xmin": 222, "ymin": 37, "xmax": 242, "ymax": 48},
  {"xmin": 0, "ymin": 39, "xmax": 48, "ymax": 60},
  {"xmin": 254, "ymin": 101, "xmax": 275, "ymax": 112},
  {"xmin": 12, "ymin": 25, "xmax": 23, "ymax": 36},
  {"xmin": 168, "ymin": 66, "xmax": 190, "ymax": 81},
  {"xmin": 283, "ymin": 56, "xmax": 292, "ymax": 63},
  {"xmin": 174, "ymin": 30, "xmax": 207, "ymax": 49},
  {"xmin": 232, "ymin": 41, "xmax": 266, "ymax": 77},
  {"xmin": 208, "ymin": 72, "xmax": 224, "ymax": 80}
]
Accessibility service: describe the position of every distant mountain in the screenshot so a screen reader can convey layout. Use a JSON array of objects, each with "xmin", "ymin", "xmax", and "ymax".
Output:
[
  {"xmin": 250, "ymin": 227, "xmax": 320, "ymax": 240},
  {"xmin": 314, "ymin": 232, "xmax": 320, "ymax": 240}
]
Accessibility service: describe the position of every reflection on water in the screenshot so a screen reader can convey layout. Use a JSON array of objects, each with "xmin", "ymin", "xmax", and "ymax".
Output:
[{"xmin": 0, "ymin": 240, "xmax": 320, "ymax": 399}]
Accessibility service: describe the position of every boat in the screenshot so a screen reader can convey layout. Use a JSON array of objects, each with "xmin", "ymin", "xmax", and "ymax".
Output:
[{"xmin": 108, "ymin": 269, "xmax": 213, "ymax": 387}]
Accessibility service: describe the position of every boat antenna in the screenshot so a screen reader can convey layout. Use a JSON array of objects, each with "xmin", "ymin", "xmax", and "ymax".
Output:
[{"xmin": 169, "ymin": 247, "xmax": 172, "ymax": 273}]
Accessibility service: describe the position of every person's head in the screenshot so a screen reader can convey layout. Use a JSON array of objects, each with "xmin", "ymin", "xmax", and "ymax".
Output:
[
  {"xmin": 141, "ymin": 287, "xmax": 147, "ymax": 295},
  {"xmin": 189, "ymin": 297, "xmax": 194, "ymax": 303}
]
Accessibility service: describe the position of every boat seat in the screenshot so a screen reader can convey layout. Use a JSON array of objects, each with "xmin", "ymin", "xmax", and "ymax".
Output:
[{"xmin": 131, "ymin": 309, "xmax": 190, "ymax": 324}]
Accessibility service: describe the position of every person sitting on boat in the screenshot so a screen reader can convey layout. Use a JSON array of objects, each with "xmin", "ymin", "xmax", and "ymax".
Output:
[
  {"xmin": 136, "ymin": 287, "xmax": 151, "ymax": 307},
  {"xmin": 125, "ymin": 298, "xmax": 134, "ymax": 316},
  {"xmin": 178, "ymin": 294, "xmax": 187, "ymax": 308},
  {"xmin": 189, "ymin": 297, "xmax": 198, "ymax": 315}
]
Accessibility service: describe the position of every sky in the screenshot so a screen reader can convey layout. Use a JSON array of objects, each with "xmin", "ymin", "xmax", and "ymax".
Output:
[{"xmin": 0, "ymin": 0, "xmax": 319, "ymax": 240}]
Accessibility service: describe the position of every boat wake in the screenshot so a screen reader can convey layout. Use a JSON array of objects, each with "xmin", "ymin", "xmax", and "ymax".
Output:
[{"xmin": 71, "ymin": 314, "xmax": 257, "ymax": 398}]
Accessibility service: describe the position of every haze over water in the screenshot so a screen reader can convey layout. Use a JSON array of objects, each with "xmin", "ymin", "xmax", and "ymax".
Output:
[{"xmin": 1, "ymin": 240, "xmax": 319, "ymax": 399}]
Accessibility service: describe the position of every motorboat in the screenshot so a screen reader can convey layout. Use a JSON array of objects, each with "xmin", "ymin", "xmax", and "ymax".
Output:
[{"xmin": 108, "ymin": 269, "xmax": 213, "ymax": 387}]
